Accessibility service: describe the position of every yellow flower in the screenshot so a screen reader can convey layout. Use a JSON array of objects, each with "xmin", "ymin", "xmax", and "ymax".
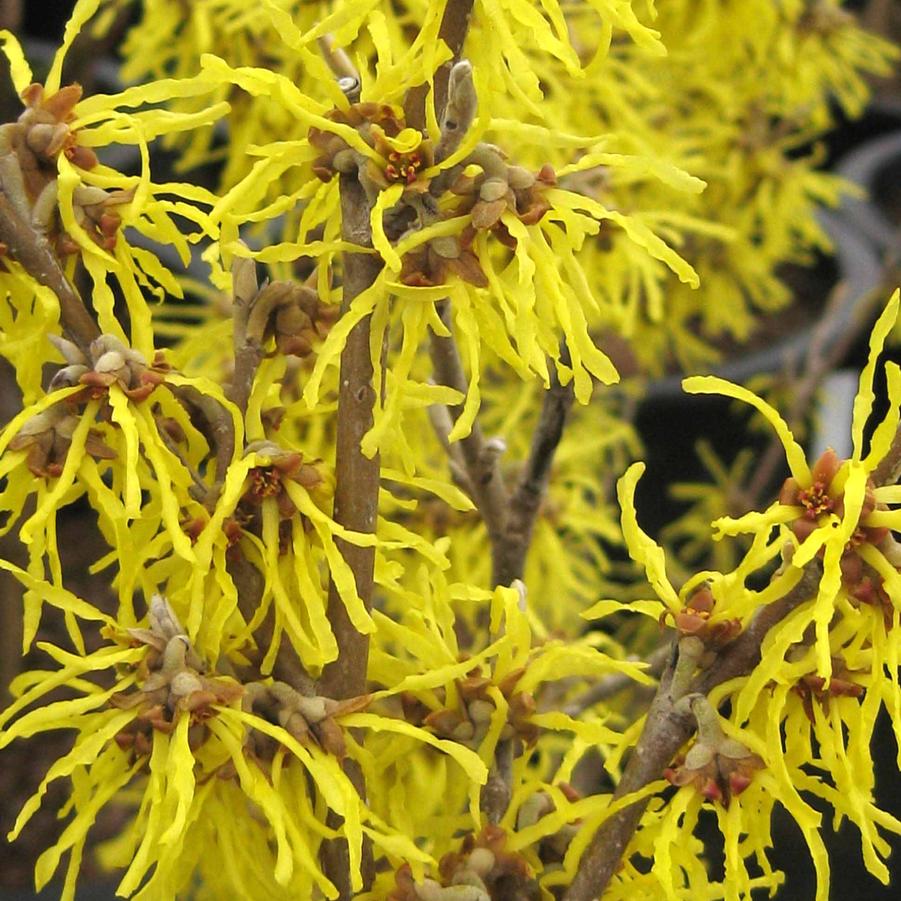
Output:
[
  {"xmin": 199, "ymin": 39, "xmax": 704, "ymax": 453},
  {"xmin": 0, "ymin": 595, "xmax": 373, "ymax": 900},
  {"xmin": 585, "ymin": 461, "xmax": 783, "ymax": 636},
  {"xmin": 0, "ymin": 5, "xmax": 227, "ymax": 359},
  {"xmin": 684, "ymin": 289, "xmax": 901, "ymax": 678}
]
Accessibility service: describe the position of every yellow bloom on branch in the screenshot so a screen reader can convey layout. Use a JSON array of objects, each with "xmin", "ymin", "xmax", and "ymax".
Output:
[
  {"xmin": 0, "ymin": 2, "xmax": 228, "ymax": 359},
  {"xmin": 685, "ymin": 289, "xmax": 901, "ymax": 680}
]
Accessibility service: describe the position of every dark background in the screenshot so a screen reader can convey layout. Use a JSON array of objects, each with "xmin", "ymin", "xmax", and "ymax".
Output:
[{"xmin": 0, "ymin": 1, "xmax": 899, "ymax": 899}]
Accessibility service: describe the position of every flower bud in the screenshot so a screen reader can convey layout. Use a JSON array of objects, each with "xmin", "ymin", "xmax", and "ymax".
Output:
[
  {"xmin": 25, "ymin": 121, "xmax": 68, "ymax": 157},
  {"xmin": 169, "ymin": 671, "xmax": 204, "ymax": 697},
  {"xmin": 160, "ymin": 634, "xmax": 189, "ymax": 675},
  {"xmin": 506, "ymin": 166, "xmax": 536, "ymax": 190},
  {"xmin": 48, "ymin": 334, "xmax": 87, "ymax": 366},
  {"xmin": 451, "ymin": 720, "xmax": 476, "ymax": 742},
  {"xmin": 430, "ymin": 235, "xmax": 461, "ymax": 260},
  {"xmin": 467, "ymin": 699, "xmax": 494, "ymax": 725},
  {"xmin": 49, "ymin": 363, "xmax": 89, "ymax": 390},
  {"xmin": 466, "ymin": 848, "xmax": 495, "ymax": 877},
  {"xmin": 73, "ymin": 184, "xmax": 115, "ymax": 209},
  {"xmin": 232, "ymin": 256, "xmax": 258, "ymax": 305},
  {"xmin": 479, "ymin": 177, "xmax": 510, "ymax": 203}
]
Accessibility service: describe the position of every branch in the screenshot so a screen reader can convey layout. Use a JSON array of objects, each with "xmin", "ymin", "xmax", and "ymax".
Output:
[
  {"xmin": 166, "ymin": 383, "xmax": 235, "ymax": 510},
  {"xmin": 404, "ymin": 0, "xmax": 475, "ymax": 129},
  {"xmin": 563, "ymin": 562, "xmax": 824, "ymax": 901},
  {"xmin": 228, "ymin": 257, "xmax": 265, "ymax": 417},
  {"xmin": 0, "ymin": 192, "xmax": 99, "ymax": 355},
  {"xmin": 872, "ymin": 421, "xmax": 901, "ymax": 487},
  {"xmin": 317, "ymin": 34, "xmax": 360, "ymax": 90},
  {"xmin": 317, "ymin": 172, "xmax": 383, "ymax": 900},
  {"xmin": 428, "ymin": 304, "xmax": 509, "ymax": 545},
  {"xmin": 434, "ymin": 345, "xmax": 573, "ymax": 827},
  {"xmin": 480, "ymin": 738, "xmax": 514, "ymax": 824},
  {"xmin": 493, "ymin": 354, "xmax": 575, "ymax": 586},
  {"xmin": 318, "ymin": 172, "xmax": 383, "ymax": 702},
  {"xmin": 693, "ymin": 562, "xmax": 824, "ymax": 694},
  {"xmin": 0, "ymin": 0, "xmax": 21, "ymax": 30},
  {"xmin": 427, "ymin": 396, "xmax": 472, "ymax": 491}
]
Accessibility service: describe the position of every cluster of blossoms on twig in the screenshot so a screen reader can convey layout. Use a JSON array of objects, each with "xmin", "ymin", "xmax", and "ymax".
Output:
[
  {"xmin": 389, "ymin": 825, "xmax": 538, "ymax": 901},
  {"xmin": 308, "ymin": 67, "xmax": 559, "ymax": 294},
  {"xmin": 0, "ymin": 2, "xmax": 898, "ymax": 901},
  {"xmin": 0, "ymin": 80, "xmax": 128, "ymax": 254},
  {"xmin": 201, "ymin": 35, "xmax": 701, "ymax": 464},
  {"xmin": 571, "ymin": 292, "xmax": 901, "ymax": 898},
  {"xmin": 663, "ymin": 694, "xmax": 764, "ymax": 807}
]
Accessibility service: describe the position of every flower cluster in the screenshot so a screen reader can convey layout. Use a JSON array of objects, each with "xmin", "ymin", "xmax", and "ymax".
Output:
[
  {"xmin": 389, "ymin": 826, "xmax": 537, "ymax": 901},
  {"xmin": 685, "ymin": 289, "xmax": 901, "ymax": 675},
  {"xmin": 777, "ymin": 446, "xmax": 900, "ymax": 626},
  {"xmin": 412, "ymin": 666, "xmax": 539, "ymax": 751},
  {"xmin": 0, "ymin": 589, "xmax": 364, "ymax": 899},
  {"xmin": 110, "ymin": 596, "xmax": 243, "ymax": 753},
  {"xmin": 663, "ymin": 696, "xmax": 764, "ymax": 807},
  {"xmin": 0, "ymin": 80, "xmax": 128, "ymax": 253},
  {"xmin": 0, "ymin": 2, "xmax": 898, "ymax": 901},
  {"xmin": 0, "ymin": 25, "xmax": 227, "ymax": 372},
  {"xmin": 662, "ymin": 582, "xmax": 743, "ymax": 649},
  {"xmin": 8, "ymin": 400, "xmax": 115, "ymax": 478}
]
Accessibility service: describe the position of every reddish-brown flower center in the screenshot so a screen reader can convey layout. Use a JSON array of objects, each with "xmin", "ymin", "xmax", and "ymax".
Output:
[
  {"xmin": 797, "ymin": 481, "xmax": 834, "ymax": 520},
  {"xmin": 249, "ymin": 467, "xmax": 282, "ymax": 500},
  {"xmin": 385, "ymin": 150, "xmax": 422, "ymax": 184}
]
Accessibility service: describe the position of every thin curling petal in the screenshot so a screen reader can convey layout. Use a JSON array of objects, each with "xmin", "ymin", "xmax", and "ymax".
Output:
[
  {"xmin": 45, "ymin": 0, "xmax": 103, "ymax": 95},
  {"xmin": 0, "ymin": 30, "xmax": 33, "ymax": 93},
  {"xmin": 865, "ymin": 361, "xmax": 901, "ymax": 472},
  {"xmin": 683, "ymin": 375, "xmax": 811, "ymax": 485},
  {"xmin": 711, "ymin": 504, "xmax": 799, "ymax": 539},
  {"xmin": 617, "ymin": 463, "xmax": 681, "ymax": 612},
  {"xmin": 856, "ymin": 290, "xmax": 901, "ymax": 463}
]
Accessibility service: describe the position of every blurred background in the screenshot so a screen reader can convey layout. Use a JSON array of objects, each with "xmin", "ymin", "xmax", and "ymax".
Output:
[{"xmin": 0, "ymin": 0, "xmax": 900, "ymax": 898}]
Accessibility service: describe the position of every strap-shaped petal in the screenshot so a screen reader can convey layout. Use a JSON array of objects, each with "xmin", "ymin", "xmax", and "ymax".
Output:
[{"xmin": 684, "ymin": 375, "xmax": 811, "ymax": 486}]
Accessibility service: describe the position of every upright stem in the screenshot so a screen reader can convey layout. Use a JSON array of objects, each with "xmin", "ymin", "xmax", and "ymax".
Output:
[
  {"xmin": 318, "ymin": 173, "xmax": 383, "ymax": 702},
  {"xmin": 404, "ymin": 0, "xmax": 475, "ymax": 129},
  {"xmin": 318, "ymin": 3, "xmax": 470, "ymax": 884},
  {"xmin": 229, "ymin": 330, "xmax": 264, "ymax": 419},
  {"xmin": 317, "ymin": 173, "xmax": 383, "ymax": 900}
]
